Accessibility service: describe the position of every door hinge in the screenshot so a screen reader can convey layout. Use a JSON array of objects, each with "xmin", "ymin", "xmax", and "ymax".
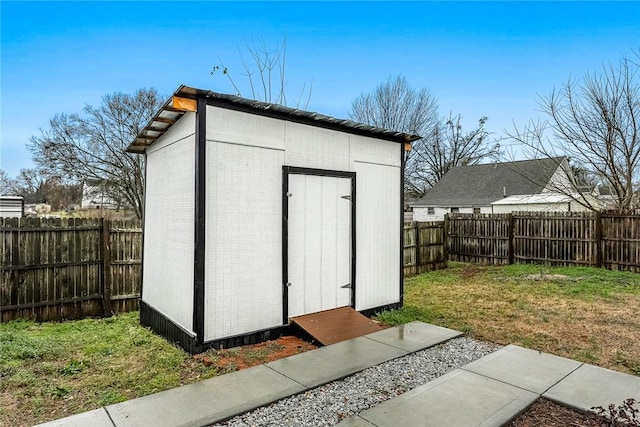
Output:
[
  {"xmin": 341, "ymin": 283, "xmax": 351, "ymax": 289},
  {"xmin": 341, "ymin": 195, "xmax": 352, "ymax": 201}
]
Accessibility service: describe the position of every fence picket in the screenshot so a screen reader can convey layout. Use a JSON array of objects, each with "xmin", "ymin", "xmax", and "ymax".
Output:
[
  {"xmin": 1, "ymin": 218, "xmax": 141, "ymax": 322},
  {"xmin": 5, "ymin": 212, "xmax": 640, "ymax": 322}
]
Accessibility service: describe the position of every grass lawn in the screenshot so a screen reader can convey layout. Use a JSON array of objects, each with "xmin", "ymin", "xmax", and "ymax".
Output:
[
  {"xmin": 0, "ymin": 312, "xmax": 222, "ymax": 427},
  {"xmin": 378, "ymin": 262, "xmax": 640, "ymax": 376},
  {"xmin": 3, "ymin": 262, "xmax": 639, "ymax": 426}
]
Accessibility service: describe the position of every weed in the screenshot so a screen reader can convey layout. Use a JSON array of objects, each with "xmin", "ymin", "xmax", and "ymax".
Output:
[
  {"xmin": 50, "ymin": 385, "xmax": 71, "ymax": 398},
  {"xmin": 98, "ymin": 389, "xmax": 127, "ymax": 406},
  {"xmin": 61, "ymin": 359, "xmax": 87, "ymax": 376},
  {"xmin": 376, "ymin": 306, "xmax": 430, "ymax": 326},
  {"xmin": 591, "ymin": 398, "xmax": 640, "ymax": 427},
  {"xmin": 616, "ymin": 351, "xmax": 640, "ymax": 376}
]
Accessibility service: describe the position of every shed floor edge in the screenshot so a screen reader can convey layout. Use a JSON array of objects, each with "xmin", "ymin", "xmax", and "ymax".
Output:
[{"xmin": 141, "ymin": 301, "xmax": 402, "ymax": 354}]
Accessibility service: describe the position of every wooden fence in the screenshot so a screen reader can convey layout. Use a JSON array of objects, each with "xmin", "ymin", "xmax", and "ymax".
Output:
[
  {"xmin": 7, "ymin": 212, "xmax": 640, "ymax": 322},
  {"xmin": 447, "ymin": 212, "xmax": 640, "ymax": 272},
  {"xmin": 0, "ymin": 218, "xmax": 141, "ymax": 322},
  {"xmin": 403, "ymin": 221, "xmax": 447, "ymax": 276}
]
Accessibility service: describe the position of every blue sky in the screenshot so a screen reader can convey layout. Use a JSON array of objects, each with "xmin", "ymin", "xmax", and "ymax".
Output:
[{"xmin": 1, "ymin": 1, "xmax": 639, "ymax": 178}]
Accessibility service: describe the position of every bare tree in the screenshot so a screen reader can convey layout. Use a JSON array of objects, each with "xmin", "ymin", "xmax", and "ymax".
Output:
[
  {"xmin": 212, "ymin": 38, "xmax": 313, "ymax": 109},
  {"xmin": 411, "ymin": 113, "xmax": 497, "ymax": 194},
  {"xmin": 28, "ymin": 88, "xmax": 163, "ymax": 218},
  {"xmin": 508, "ymin": 52, "xmax": 640, "ymax": 213},
  {"xmin": 9, "ymin": 168, "xmax": 81, "ymax": 208},
  {"xmin": 349, "ymin": 75, "xmax": 498, "ymax": 196},
  {"xmin": 0, "ymin": 169, "xmax": 17, "ymax": 195}
]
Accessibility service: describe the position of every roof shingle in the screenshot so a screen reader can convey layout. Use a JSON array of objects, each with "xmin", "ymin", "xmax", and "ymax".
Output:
[{"xmin": 412, "ymin": 157, "xmax": 566, "ymax": 207}]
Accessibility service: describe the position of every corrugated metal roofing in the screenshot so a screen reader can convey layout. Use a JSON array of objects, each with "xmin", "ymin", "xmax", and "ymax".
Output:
[{"xmin": 127, "ymin": 85, "xmax": 421, "ymax": 154}]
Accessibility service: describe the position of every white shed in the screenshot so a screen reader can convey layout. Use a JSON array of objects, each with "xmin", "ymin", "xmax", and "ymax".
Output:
[
  {"xmin": 0, "ymin": 196, "xmax": 24, "ymax": 218},
  {"xmin": 127, "ymin": 86, "xmax": 419, "ymax": 353}
]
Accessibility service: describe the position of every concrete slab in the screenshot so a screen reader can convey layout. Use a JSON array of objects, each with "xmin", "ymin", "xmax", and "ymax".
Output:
[
  {"xmin": 462, "ymin": 344, "xmax": 582, "ymax": 393},
  {"xmin": 266, "ymin": 336, "xmax": 407, "ymax": 388},
  {"xmin": 544, "ymin": 363, "xmax": 640, "ymax": 412},
  {"xmin": 365, "ymin": 321, "xmax": 462, "ymax": 353},
  {"xmin": 353, "ymin": 369, "xmax": 537, "ymax": 427},
  {"xmin": 34, "ymin": 408, "xmax": 114, "ymax": 427},
  {"xmin": 106, "ymin": 364, "xmax": 305, "ymax": 427},
  {"xmin": 335, "ymin": 415, "xmax": 377, "ymax": 426}
]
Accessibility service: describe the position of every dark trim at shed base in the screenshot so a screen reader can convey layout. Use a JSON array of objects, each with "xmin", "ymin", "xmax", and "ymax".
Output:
[
  {"xmin": 358, "ymin": 302, "xmax": 402, "ymax": 320},
  {"xmin": 140, "ymin": 301, "xmax": 293, "ymax": 354},
  {"xmin": 140, "ymin": 300, "xmax": 200, "ymax": 354},
  {"xmin": 141, "ymin": 301, "xmax": 402, "ymax": 354},
  {"xmin": 201, "ymin": 325, "xmax": 294, "ymax": 352}
]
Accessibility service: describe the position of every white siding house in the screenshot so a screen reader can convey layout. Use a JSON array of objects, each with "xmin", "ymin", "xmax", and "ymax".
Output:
[
  {"xmin": 412, "ymin": 158, "xmax": 582, "ymax": 221},
  {"xmin": 81, "ymin": 180, "xmax": 120, "ymax": 210},
  {"xmin": 127, "ymin": 86, "xmax": 419, "ymax": 353}
]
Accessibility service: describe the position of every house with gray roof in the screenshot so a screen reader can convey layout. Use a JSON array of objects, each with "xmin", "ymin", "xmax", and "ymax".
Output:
[{"xmin": 411, "ymin": 157, "xmax": 591, "ymax": 221}]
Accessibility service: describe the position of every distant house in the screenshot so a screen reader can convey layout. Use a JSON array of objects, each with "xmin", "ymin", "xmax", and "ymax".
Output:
[
  {"xmin": 0, "ymin": 195, "xmax": 24, "ymax": 218},
  {"xmin": 412, "ymin": 157, "xmax": 592, "ymax": 221},
  {"xmin": 81, "ymin": 180, "xmax": 120, "ymax": 210}
]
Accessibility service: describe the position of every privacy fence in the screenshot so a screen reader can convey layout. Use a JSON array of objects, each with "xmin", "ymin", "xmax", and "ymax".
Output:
[
  {"xmin": 4, "ymin": 213, "xmax": 639, "ymax": 322},
  {"xmin": 403, "ymin": 221, "xmax": 447, "ymax": 276},
  {"xmin": 446, "ymin": 212, "xmax": 640, "ymax": 272},
  {"xmin": 0, "ymin": 218, "xmax": 141, "ymax": 322}
]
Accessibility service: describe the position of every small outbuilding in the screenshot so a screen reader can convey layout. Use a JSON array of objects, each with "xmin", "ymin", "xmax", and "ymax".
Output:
[
  {"xmin": 127, "ymin": 86, "xmax": 420, "ymax": 353},
  {"xmin": 0, "ymin": 196, "xmax": 24, "ymax": 218}
]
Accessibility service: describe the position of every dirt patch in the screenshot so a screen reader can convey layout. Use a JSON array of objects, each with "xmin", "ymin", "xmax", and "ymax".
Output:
[
  {"xmin": 460, "ymin": 265, "xmax": 482, "ymax": 279},
  {"xmin": 193, "ymin": 336, "xmax": 317, "ymax": 371}
]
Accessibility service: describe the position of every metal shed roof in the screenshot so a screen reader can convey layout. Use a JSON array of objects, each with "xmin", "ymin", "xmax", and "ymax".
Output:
[{"xmin": 127, "ymin": 85, "xmax": 421, "ymax": 154}]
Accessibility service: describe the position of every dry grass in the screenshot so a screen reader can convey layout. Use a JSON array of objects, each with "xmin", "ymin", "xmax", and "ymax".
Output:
[{"xmin": 378, "ymin": 262, "xmax": 640, "ymax": 376}]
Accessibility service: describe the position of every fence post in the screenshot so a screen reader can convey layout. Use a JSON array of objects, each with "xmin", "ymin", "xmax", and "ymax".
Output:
[
  {"xmin": 101, "ymin": 218, "xmax": 113, "ymax": 317},
  {"xmin": 414, "ymin": 221, "xmax": 421, "ymax": 274},
  {"xmin": 595, "ymin": 211, "xmax": 602, "ymax": 268},
  {"xmin": 507, "ymin": 214, "xmax": 514, "ymax": 265},
  {"xmin": 443, "ymin": 214, "xmax": 449, "ymax": 262}
]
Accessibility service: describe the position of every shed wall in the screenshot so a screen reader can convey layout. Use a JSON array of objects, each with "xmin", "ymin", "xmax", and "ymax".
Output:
[
  {"xmin": 353, "ymin": 161, "xmax": 400, "ymax": 309},
  {"xmin": 143, "ymin": 113, "xmax": 196, "ymax": 334},
  {"xmin": 146, "ymin": 105, "xmax": 403, "ymax": 344},
  {"xmin": 350, "ymin": 135, "xmax": 401, "ymax": 167},
  {"xmin": 204, "ymin": 106, "xmax": 285, "ymax": 341},
  {"xmin": 207, "ymin": 107, "xmax": 285, "ymax": 151},
  {"xmin": 284, "ymin": 122, "xmax": 351, "ymax": 170}
]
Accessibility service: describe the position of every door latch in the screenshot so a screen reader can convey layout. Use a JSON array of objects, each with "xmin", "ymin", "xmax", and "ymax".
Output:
[
  {"xmin": 341, "ymin": 283, "xmax": 351, "ymax": 288},
  {"xmin": 341, "ymin": 195, "xmax": 352, "ymax": 201}
]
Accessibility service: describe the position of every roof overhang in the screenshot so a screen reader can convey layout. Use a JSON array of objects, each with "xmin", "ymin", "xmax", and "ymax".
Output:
[{"xmin": 126, "ymin": 85, "xmax": 422, "ymax": 154}]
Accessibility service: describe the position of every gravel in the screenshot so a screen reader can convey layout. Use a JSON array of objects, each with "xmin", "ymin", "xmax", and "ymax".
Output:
[{"xmin": 213, "ymin": 337, "xmax": 500, "ymax": 427}]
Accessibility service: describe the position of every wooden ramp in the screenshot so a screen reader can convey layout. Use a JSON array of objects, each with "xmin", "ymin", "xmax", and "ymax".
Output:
[{"xmin": 291, "ymin": 306, "xmax": 384, "ymax": 345}]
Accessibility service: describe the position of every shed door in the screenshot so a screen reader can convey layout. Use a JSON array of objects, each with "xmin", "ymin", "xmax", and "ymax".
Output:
[{"xmin": 287, "ymin": 174, "xmax": 352, "ymax": 318}]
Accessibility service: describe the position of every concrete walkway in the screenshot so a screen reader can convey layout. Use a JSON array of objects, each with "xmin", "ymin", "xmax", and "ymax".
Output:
[{"xmin": 37, "ymin": 322, "xmax": 640, "ymax": 427}]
